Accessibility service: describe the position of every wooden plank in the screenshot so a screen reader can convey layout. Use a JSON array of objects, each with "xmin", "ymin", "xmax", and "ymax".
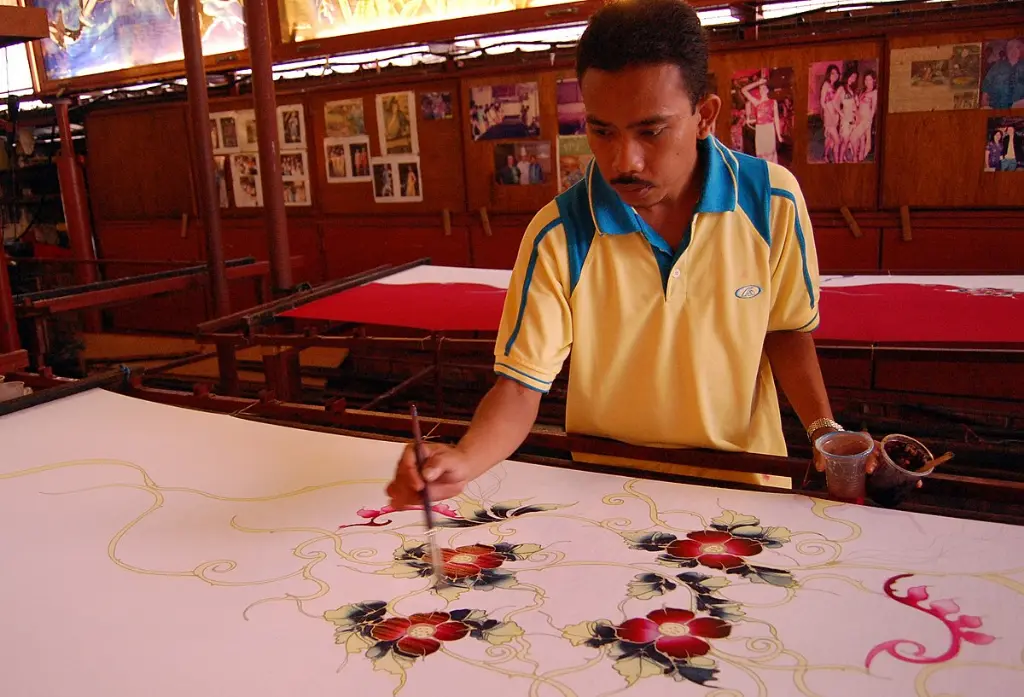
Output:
[{"xmin": 0, "ymin": 7, "xmax": 47, "ymax": 49}]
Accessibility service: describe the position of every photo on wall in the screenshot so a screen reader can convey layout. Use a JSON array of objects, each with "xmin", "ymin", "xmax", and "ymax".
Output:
[
  {"xmin": 730, "ymin": 68, "xmax": 795, "ymax": 166},
  {"xmin": 807, "ymin": 59, "xmax": 880, "ymax": 164},
  {"xmin": 393, "ymin": 156, "xmax": 424, "ymax": 202},
  {"xmin": 557, "ymin": 78, "xmax": 586, "ymax": 136},
  {"xmin": 371, "ymin": 159, "xmax": 396, "ymax": 202},
  {"xmin": 324, "ymin": 136, "xmax": 372, "ymax": 183},
  {"xmin": 283, "ymin": 180, "xmax": 310, "ymax": 206},
  {"xmin": 213, "ymin": 155, "xmax": 229, "ymax": 208},
  {"xmin": 376, "ymin": 91, "xmax": 419, "ymax": 155},
  {"xmin": 558, "ymin": 134, "xmax": 593, "ymax": 192},
  {"xmin": 216, "ymin": 114, "xmax": 240, "ymax": 152},
  {"xmin": 470, "ymin": 81, "xmax": 541, "ymax": 140},
  {"xmin": 281, "ymin": 151, "xmax": 308, "ymax": 178},
  {"xmin": 277, "ymin": 104, "xmax": 306, "ymax": 150},
  {"xmin": 493, "ymin": 142, "xmax": 552, "ymax": 186},
  {"xmin": 230, "ymin": 153, "xmax": 262, "ymax": 207},
  {"xmin": 325, "ymin": 98, "xmax": 366, "ymax": 137},
  {"xmin": 984, "ymin": 116, "xmax": 1024, "ymax": 172},
  {"xmin": 888, "ymin": 43, "xmax": 981, "ymax": 113},
  {"xmin": 420, "ymin": 92, "xmax": 453, "ymax": 120},
  {"xmin": 238, "ymin": 110, "xmax": 258, "ymax": 151},
  {"xmin": 981, "ymin": 38, "xmax": 1024, "ymax": 109},
  {"xmin": 210, "ymin": 119, "xmax": 220, "ymax": 151}
]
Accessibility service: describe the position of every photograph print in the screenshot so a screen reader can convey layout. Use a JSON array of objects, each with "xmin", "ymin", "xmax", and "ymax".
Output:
[
  {"xmin": 981, "ymin": 38, "xmax": 1024, "ymax": 109},
  {"xmin": 807, "ymin": 59, "xmax": 880, "ymax": 164},
  {"xmin": 394, "ymin": 156, "xmax": 423, "ymax": 202},
  {"xmin": 376, "ymin": 91, "xmax": 419, "ymax": 155},
  {"xmin": 230, "ymin": 153, "xmax": 261, "ymax": 208},
  {"xmin": 371, "ymin": 159, "xmax": 396, "ymax": 202},
  {"xmin": 730, "ymin": 67, "xmax": 795, "ymax": 166},
  {"xmin": 889, "ymin": 43, "xmax": 981, "ymax": 113},
  {"xmin": 984, "ymin": 116, "xmax": 1024, "ymax": 172},
  {"xmin": 325, "ymin": 98, "xmax": 366, "ymax": 138},
  {"xmin": 323, "ymin": 136, "xmax": 372, "ymax": 183},
  {"xmin": 238, "ymin": 110, "xmax": 258, "ymax": 151},
  {"xmin": 277, "ymin": 104, "xmax": 306, "ymax": 150},
  {"xmin": 283, "ymin": 180, "xmax": 310, "ymax": 206},
  {"xmin": 470, "ymin": 81, "xmax": 541, "ymax": 141},
  {"xmin": 557, "ymin": 78, "xmax": 586, "ymax": 136},
  {"xmin": 349, "ymin": 138, "xmax": 371, "ymax": 180},
  {"xmin": 281, "ymin": 151, "xmax": 308, "ymax": 178},
  {"xmin": 420, "ymin": 92, "xmax": 453, "ymax": 120},
  {"xmin": 494, "ymin": 142, "xmax": 552, "ymax": 186},
  {"xmin": 218, "ymin": 114, "xmax": 239, "ymax": 151},
  {"xmin": 324, "ymin": 142, "xmax": 348, "ymax": 182}
]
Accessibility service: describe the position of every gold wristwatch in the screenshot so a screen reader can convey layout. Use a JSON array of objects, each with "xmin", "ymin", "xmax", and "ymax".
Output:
[{"xmin": 806, "ymin": 418, "xmax": 844, "ymax": 443}]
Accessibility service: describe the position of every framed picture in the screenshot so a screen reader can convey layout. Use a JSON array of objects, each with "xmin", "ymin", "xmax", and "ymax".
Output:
[
  {"xmin": 277, "ymin": 104, "xmax": 306, "ymax": 150},
  {"xmin": 376, "ymin": 91, "xmax": 419, "ymax": 155}
]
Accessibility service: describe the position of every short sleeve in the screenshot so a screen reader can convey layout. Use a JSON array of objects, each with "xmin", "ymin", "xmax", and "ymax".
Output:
[
  {"xmin": 493, "ymin": 209, "xmax": 573, "ymax": 393},
  {"xmin": 767, "ymin": 171, "xmax": 820, "ymax": 333}
]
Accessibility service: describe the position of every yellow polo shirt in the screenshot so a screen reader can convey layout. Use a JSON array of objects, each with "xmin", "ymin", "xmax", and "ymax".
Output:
[{"xmin": 493, "ymin": 135, "xmax": 820, "ymax": 486}]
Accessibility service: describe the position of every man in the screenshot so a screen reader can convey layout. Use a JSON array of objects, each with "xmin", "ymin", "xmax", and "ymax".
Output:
[
  {"xmin": 387, "ymin": 0, "xmax": 851, "ymax": 508},
  {"xmin": 981, "ymin": 39, "xmax": 1024, "ymax": 110}
]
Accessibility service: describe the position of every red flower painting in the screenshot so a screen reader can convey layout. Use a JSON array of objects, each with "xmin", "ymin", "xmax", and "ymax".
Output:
[
  {"xmin": 665, "ymin": 531, "xmax": 763, "ymax": 571},
  {"xmin": 616, "ymin": 608, "xmax": 731, "ymax": 659},
  {"xmin": 370, "ymin": 611, "xmax": 470, "ymax": 657},
  {"xmin": 381, "ymin": 540, "xmax": 541, "ymax": 598},
  {"xmin": 564, "ymin": 606, "xmax": 733, "ymax": 686}
]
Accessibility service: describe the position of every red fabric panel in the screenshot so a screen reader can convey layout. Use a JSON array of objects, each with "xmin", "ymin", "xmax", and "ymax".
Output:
[
  {"xmin": 281, "ymin": 279, "xmax": 1024, "ymax": 345},
  {"xmin": 280, "ymin": 282, "xmax": 507, "ymax": 331},
  {"xmin": 816, "ymin": 283, "xmax": 1024, "ymax": 345}
]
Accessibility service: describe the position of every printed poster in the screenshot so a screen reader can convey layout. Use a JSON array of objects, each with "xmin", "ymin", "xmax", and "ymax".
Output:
[
  {"xmin": 229, "ymin": 153, "xmax": 262, "ymax": 208},
  {"xmin": 730, "ymin": 67, "xmax": 795, "ymax": 166},
  {"xmin": 493, "ymin": 142, "xmax": 552, "ymax": 186},
  {"xmin": 324, "ymin": 136, "xmax": 372, "ymax": 183},
  {"xmin": 325, "ymin": 98, "xmax": 366, "ymax": 137},
  {"xmin": 277, "ymin": 103, "xmax": 306, "ymax": 150},
  {"xmin": 984, "ymin": 117, "xmax": 1024, "ymax": 172},
  {"xmin": 371, "ymin": 156, "xmax": 422, "ymax": 203},
  {"xmin": 558, "ymin": 135, "xmax": 593, "ymax": 192},
  {"xmin": 888, "ymin": 44, "xmax": 981, "ymax": 113},
  {"xmin": 980, "ymin": 38, "xmax": 1024, "ymax": 109},
  {"xmin": 807, "ymin": 59, "xmax": 881, "ymax": 164},
  {"xmin": 470, "ymin": 81, "xmax": 541, "ymax": 141},
  {"xmin": 376, "ymin": 91, "xmax": 419, "ymax": 155}
]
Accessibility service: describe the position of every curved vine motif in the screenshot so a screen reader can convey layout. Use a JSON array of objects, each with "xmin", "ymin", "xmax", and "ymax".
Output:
[{"xmin": 865, "ymin": 573, "xmax": 996, "ymax": 670}]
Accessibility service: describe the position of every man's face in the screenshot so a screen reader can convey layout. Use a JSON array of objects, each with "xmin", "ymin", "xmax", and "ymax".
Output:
[
  {"xmin": 581, "ymin": 63, "xmax": 718, "ymax": 210},
  {"xmin": 1008, "ymin": 41, "xmax": 1021, "ymax": 64}
]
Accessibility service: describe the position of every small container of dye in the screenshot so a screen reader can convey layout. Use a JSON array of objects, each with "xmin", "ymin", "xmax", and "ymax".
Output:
[
  {"xmin": 867, "ymin": 434, "xmax": 934, "ymax": 507},
  {"xmin": 815, "ymin": 431, "xmax": 874, "ymax": 505},
  {"xmin": 0, "ymin": 380, "xmax": 26, "ymax": 402}
]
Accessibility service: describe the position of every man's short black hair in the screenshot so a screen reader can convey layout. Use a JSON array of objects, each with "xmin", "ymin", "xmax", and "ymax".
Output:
[{"xmin": 576, "ymin": 0, "xmax": 710, "ymax": 108}]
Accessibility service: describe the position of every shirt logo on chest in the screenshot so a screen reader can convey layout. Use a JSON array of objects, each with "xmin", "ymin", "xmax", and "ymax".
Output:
[{"xmin": 735, "ymin": 285, "xmax": 762, "ymax": 299}]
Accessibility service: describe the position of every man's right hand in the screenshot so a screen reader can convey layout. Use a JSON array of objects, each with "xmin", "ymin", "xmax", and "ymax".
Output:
[{"xmin": 386, "ymin": 442, "xmax": 478, "ymax": 510}]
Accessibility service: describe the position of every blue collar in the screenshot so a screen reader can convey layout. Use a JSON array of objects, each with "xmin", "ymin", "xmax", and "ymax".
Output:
[{"xmin": 586, "ymin": 135, "xmax": 738, "ymax": 239}]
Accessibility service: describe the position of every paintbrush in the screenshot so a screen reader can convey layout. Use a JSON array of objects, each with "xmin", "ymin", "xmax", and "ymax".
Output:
[{"xmin": 410, "ymin": 404, "xmax": 445, "ymax": 585}]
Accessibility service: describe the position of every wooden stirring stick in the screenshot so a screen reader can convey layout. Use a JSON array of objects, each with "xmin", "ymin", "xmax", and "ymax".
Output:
[{"xmin": 921, "ymin": 451, "xmax": 954, "ymax": 472}]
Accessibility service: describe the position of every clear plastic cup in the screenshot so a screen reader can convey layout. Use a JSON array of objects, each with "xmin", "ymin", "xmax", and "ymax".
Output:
[
  {"xmin": 815, "ymin": 431, "xmax": 874, "ymax": 504},
  {"xmin": 868, "ymin": 434, "xmax": 934, "ymax": 507},
  {"xmin": 0, "ymin": 381, "xmax": 25, "ymax": 402}
]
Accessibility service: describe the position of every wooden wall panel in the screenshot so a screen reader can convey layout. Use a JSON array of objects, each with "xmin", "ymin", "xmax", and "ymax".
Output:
[
  {"xmin": 881, "ymin": 227, "xmax": 1024, "ymax": 272},
  {"xmin": 322, "ymin": 216, "xmax": 471, "ymax": 279},
  {"xmin": 86, "ymin": 104, "xmax": 194, "ymax": 220},
  {"xmin": 468, "ymin": 213, "xmax": 532, "ymax": 270},
  {"xmin": 814, "ymin": 226, "xmax": 882, "ymax": 273},
  {"xmin": 463, "ymin": 69, "xmax": 561, "ymax": 214},
  {"xmin": 882, "ymin": 28, "xmax": 1024, "ymax": 209},
  {"xmin": 308, "ymin": 80, "xmax": 466, "ymax": 216},
  {"xmin": 709, "ymin": 39, "xmax": 882, "ymax": 211}
]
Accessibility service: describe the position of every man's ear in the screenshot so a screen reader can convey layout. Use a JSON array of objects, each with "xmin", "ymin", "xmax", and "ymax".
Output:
[{"xmin": 697, "ymin": 93, "xmax": 722, "ymax": 139}]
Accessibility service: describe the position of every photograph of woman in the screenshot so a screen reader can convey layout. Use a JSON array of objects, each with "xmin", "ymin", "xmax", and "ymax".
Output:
[
  {"xmin": 730, "ymin": 68, "xmax": 795, "ymax": 166},
  {"xmin": 807, "ymin": 59, "xmax": 881, "ymax": 164}
]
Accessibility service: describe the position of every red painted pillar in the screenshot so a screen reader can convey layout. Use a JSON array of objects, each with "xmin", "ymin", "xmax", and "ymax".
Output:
[
  {"xmin": 179, "ymin": 0, "xmax": 230, "ymax": 317},
  {"xmin": 54, "ymin": 99, "xmax": 101, "ymax": 332},
  {"xmin": 244, "ymin": 0, "xmax": 293, "ymax": 293},
  {"xmin": 0, "ymin": 249, "xmax": 19, "ymax": 353}
]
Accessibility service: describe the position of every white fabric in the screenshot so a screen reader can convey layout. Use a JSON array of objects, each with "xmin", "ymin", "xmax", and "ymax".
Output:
[
  {"xmin": 374, "ymin": 265, "xmax": 512, "ymax": 289},
  {"xmin": 1, "ymin": 390, "xmax": 1021, "ymax": 696}
]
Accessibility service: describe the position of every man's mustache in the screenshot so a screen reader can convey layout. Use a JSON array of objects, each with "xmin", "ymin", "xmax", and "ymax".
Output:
[{"xmin": 610, "ymin": 175, "xmax": 653, "ymax": 186}]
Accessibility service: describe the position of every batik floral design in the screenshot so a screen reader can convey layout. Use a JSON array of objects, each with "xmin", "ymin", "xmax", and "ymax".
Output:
[
  {"xmin": 563, "ymin": 607, "xmax": 732, "ymax": 686},
  {"xmin": 338, "ymin": 498, "xmax": 571, "ymax": 530},
  {"xmin": 865, "ymin": 574, "xmax": 996, "ymax": 669},
  {"xmin": 338, "ymin": 503, "xmax": 459, "ymax": 530},
  {"xmin": 377, "ymin": 540, "xmax": 541, "ymax": 600},
  {"xmin": 627, "ymin": 572, "xmax": 747, "ymax": 623},
  {"xmin": 324, "ymin": 601, "xmax": 523, "ymax": 681},
  {"xmin": 622, "ymin": 510, "xmax": 797, "ymax": 587}
]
